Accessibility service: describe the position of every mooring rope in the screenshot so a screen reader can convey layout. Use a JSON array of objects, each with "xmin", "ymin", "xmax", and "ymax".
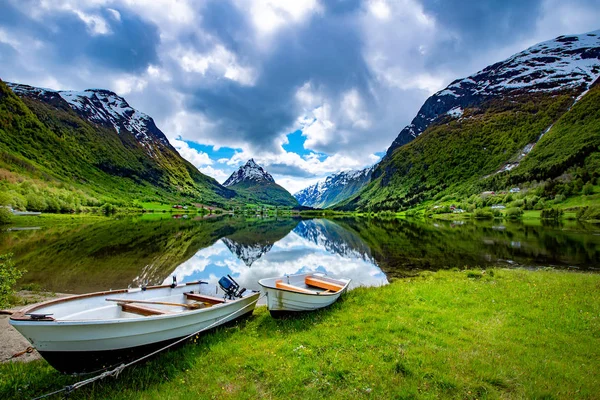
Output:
[
  {"xmin": 11, "ymin": 346, "xmax": 34, "ymax": 359},
  {"xmin": 31, "ymin": 293, "xmax": 264, "ymax": 400}
]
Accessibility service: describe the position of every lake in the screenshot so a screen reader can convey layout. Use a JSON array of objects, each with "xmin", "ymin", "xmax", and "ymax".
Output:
[{"xmin": 2, "ymin": 215, "xmax": 599, "ymax": 295}]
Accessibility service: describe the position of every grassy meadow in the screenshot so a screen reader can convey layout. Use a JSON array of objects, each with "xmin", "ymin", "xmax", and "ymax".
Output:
[{"xmin": 1, "ymin": 268, "xmax": 598, "ymax": 399}]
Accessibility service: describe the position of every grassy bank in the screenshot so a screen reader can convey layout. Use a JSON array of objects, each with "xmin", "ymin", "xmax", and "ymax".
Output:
[{"xmin": 1, "ymin": 268, "xmax": 599, "ymax": 399}]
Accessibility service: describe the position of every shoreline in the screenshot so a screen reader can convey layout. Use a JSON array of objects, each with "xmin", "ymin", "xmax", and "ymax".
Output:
[{"xmin": 0, "ymin": 291, "xmax": 69, "ymax": 364}]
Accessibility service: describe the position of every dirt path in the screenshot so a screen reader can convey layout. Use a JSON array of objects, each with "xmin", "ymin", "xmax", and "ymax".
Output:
[{"xmin": 1, "ymin": 291, "xmax": 68, "ymax": 364}]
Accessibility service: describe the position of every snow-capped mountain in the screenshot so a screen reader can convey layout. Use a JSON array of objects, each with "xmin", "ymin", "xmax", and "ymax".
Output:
[
  {"xmin": 386, "ymin": 30, "xmax": 600, "ymax": 157},
  {"xmin": 3, "ymin": 80, "xmax": 233, "ymax": 203},
  {"xmin": 221, "ymin": 238, "xmax": 273, "ymax": 267},
  {"xmin": 223, "ymin": 159, "xmax": 275, "ymax": 187},
  {"xmin": 293, "ymin": 220, "xmax": 375, "ymax": 263},
  {"xmin": 294, "ymin": 166, "xmax": 375, "ymax": 208},
  {"xmin": 222, "ymin": 159, "xmax": 298, "ymax": 206},
  {"xmin": 7, "ymin": 83, "xmax": 171, "ymax": 156}
]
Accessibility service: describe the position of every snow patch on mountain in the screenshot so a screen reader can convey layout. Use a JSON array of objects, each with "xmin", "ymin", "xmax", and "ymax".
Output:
[
  {"xmin": 294, "ymin": 165, "xmax": 375, "ymax": 208},
  {"xmin": 223, "ymin": 159, "xmax": 275, "ymax": 187},
  {"xmin": 446, "ymin": 107, "xmax": 464, "ymax": 118},
  {"xmin": 386, "ymin": 30, "xmax": 600, "ymax": 157},
  {"xmin": 7, "ymin": 83, "xmax": 171, "ymax": 155}
]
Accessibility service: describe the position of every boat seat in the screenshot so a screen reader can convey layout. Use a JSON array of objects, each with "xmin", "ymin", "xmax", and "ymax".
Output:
[
  {"xmin": 275, "ymin": 280, "xmax": 317, "ymax": 294},
  {"xmin": 119, "ymin": 303, "xmax": 171, "ymax": 316},
  {"xmin": 184, "ymin": 293, "xmax": 226, "ymax": 304},
  {"xmin": 305, "ymin": 277, "xmax": 344, "ymax": 292}
]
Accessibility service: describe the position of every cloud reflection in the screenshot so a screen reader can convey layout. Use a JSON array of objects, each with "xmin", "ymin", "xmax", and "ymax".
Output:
[{"xmin": 164, "ymin": 219, "xmax": 388, "ymax": 293}]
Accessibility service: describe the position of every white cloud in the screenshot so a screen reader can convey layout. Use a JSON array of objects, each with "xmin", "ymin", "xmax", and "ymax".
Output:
[
  {"xmin": 172, "ymin": 138, "xmax": 213, "ymax": 167},
  {"xmin": 368, "ymin": 0, "xmax": 391, "ymax": 20},
  {"xmin": 162, "ymin": 109, "xmax": 219, "ymax": 142},
  {"xmin": 340, "ymin": 88, "xmax": 371, "ymax": 129},
  {"xmin": 176, "ymin": 45, "xmax": 256, "ymax": 86},
  {"xmin": 73, "ymin": 9, "xmax": 111, "ymax": 35},
  {"xmin": 239, "ymin": 0, "xmax": 322, "ymax": 36},
  {"xmin": 112, "ymin": 75, "xmax": 147, "ymax": 95},
  {"xmin": 0, "ymin": 28, "xmax": 21, "ymax": 49},
  {"xmin": 198, "ymin": 165, "xmax": 232, "ymax": 183},
  {"xmin": 107, "ymin": 8, "xmax": 121, "ymax": 21},
  {"xmin": 274, "ymin": 176, "xmax": 321, "ymax": 194}
]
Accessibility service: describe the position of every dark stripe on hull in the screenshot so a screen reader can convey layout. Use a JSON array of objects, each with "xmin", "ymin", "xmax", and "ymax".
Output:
[{"xmin": 39, "ymin": 310, "xmax": 254, "ymax": 374}]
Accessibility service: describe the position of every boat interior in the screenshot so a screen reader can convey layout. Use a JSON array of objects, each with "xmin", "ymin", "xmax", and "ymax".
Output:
[
  {"xmin": 271, "ymin": 274, "xmax": 348, "ymax": 295},
  {"xmin": 13, "ymin": 284, "xmax": 234, "ymax": 322}
]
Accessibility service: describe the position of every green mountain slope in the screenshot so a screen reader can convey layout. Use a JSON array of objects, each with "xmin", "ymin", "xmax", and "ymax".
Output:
[
  {"xmin": 0, "ymin": 80, "xmax": 234, "ymax": 210},
  {"xmin": 508, "ymin": 82, "xmax": 600, "ymax": 185},
  {"xmin": 337, "ymin": 90, "xmax": 581, "ymax": 211},
  {"xmin": 227, "ymin": 180, "xmax": 298, "ymax": 207}
]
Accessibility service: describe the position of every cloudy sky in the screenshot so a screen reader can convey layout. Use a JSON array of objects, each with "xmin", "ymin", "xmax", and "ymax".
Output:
[{"xmin": 1, "ymin": 0, "xmax": 599, "ymax": 193}]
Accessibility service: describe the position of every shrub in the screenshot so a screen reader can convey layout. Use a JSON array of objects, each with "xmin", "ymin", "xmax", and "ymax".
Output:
[
  {"xmin": 0, "ymin": 254, "xmax": 25, "ymax": 308},
  {"xmin": 26, "ymin": 193, "xmax": 47, "ymax": 211},
  {"xmin": 472, "ymin": 208, "xmax": 493, "ymax": 220},
  {"xmin": 576, "ymin": 206, "xmax": 600, "ymax": 221},
  {"xmin": 582, "ymin": 183, "xmax": 594, "ymax": 195},
  {"xmin": 541, "ymin": 208, "xmax": 563, "ymax": 220},
  {"xmin": 510, "ymin": 199, "xmax": 525, "ymax": 208},
  {"xmin": 0, "ymin": 207, "xmax": 12, "ymax": 225},
  {"xmin": 505, "ymin": 207, "xmax": 524, "ymax": 219},
  {"xmin": 100, "ymin": 203, "xmax": 117, "ymax": 215}
]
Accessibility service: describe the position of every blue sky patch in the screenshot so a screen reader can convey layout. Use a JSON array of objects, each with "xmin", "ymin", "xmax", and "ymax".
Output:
[
  {"xmin": 283, "ymin": 130, "xmax": 311, "ymax": 157},
  {"xmin": 184, "ymin": 139, "xmax": 241, "ymax": 163}
]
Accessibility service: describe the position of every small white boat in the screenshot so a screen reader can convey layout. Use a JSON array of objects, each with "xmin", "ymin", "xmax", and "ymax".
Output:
[
  {"xmin": 258, "ymin": 273, "xmax": 351, "ymax": 317},
  {"xmin": 10, "ymin": 276, "xmax": 259, "ymax": 373}
]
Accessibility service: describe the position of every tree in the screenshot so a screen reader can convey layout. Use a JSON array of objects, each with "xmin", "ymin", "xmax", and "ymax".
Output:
[{"xmin": 0, "ymin": 254, "xmax": 25, "ymax": 308}]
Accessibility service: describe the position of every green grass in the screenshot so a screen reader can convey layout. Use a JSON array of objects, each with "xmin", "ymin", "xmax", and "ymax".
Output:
[
  {"xmin": 2, "ymin": 269, "xmax": 598, "ymax": 399},
  {"xmin": 559, "ymin": 189, "xmax": 600, "ymax": 209}
]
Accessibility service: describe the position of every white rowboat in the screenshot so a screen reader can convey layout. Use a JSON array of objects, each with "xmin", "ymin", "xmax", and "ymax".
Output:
[
  {"xmin": 258, "ymin": 273, "xmax": 350, "ymax": 317},
  {"xmin": 10, "ymin": 279, "xmax": 259, "ymax": 373}
]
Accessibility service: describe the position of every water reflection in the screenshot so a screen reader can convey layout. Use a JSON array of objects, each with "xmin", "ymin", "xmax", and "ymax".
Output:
[
  {"xmin": 2, "ymin": 215, "xmax": 598, "ymax": 295},
  {"xmin": 165, "ymin": 219, "xmax": 388, "ymax": 292}
]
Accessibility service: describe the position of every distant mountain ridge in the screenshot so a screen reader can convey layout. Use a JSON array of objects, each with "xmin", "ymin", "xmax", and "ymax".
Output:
[
  {"xmin": 223, "ymin": 159, "xmax": 298, "ymax": 206},
  {"xmin": 294, "ymin": 166, "xmax": 375, "ymax": 208}
]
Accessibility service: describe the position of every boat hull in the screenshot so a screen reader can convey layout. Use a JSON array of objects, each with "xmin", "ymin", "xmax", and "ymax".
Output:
[
  {"xmin": 36, "ymin": 310, "xmax": 255, "ymax": 374},
  {"xmin": 258, "ymin": 273, "xmax": 350, "ymax": 316}
]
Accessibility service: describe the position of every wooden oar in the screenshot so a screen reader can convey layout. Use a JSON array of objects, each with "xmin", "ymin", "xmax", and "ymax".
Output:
[{"xmin": 106, "ymin": 298, "xmax": 204, "ymax": 309}]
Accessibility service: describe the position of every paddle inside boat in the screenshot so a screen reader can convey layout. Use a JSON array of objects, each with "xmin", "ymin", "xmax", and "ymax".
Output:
[
  {"xmin": 258, "ymin": 273, "xmax": 351, "ymax": 317},
  {"xmin": 9, "ymin": 275, "xmax": 259, "ymax": 373}
]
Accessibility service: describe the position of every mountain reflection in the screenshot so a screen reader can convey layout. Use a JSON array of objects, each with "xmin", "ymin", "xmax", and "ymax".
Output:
[{"xmin": 165, "ymin": 219, "xmax": 388, "ymax": 291}]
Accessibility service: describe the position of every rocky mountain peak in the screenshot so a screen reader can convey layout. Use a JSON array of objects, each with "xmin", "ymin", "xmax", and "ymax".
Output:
[{"xmin": 223, "ymin": 159, "xmax": 275, "ymax": 187}]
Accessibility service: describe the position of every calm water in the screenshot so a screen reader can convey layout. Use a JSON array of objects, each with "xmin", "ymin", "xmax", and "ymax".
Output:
[{"xmin": 2, "ymin": 215, "xmax": 599, "ymax": 295}]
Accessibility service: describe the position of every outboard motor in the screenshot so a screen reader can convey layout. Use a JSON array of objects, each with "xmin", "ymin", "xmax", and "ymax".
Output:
[{"xmin": 218, "ymin": 275, "xmax": 246, "ymax": 299}]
